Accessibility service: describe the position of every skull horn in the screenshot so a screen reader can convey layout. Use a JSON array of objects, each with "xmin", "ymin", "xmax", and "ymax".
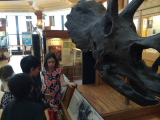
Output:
[
  {"xmin": 120, "ymin": 0, "xmax": 144, "ymax": 22},
  {"xmin": 107, "ymin": 0, "xmax": 118, "ymax": 18}
]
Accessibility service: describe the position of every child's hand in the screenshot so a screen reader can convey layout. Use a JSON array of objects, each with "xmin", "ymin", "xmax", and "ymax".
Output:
[
  {"xmin": 50, "ymin": 104, "xmax": 58, "ymax": 112},
  {"xmin": 45, "ymin": 94, "xmax": 52, "ymax": 100},
  {"xmin": 68, "ymin": 82, "xmax": 77, "ymax": 88}
]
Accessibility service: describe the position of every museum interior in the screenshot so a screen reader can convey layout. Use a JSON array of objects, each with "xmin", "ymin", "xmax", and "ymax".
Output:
[{"xmin": 1, "ymin": 0, "xmax": 160, "ymax": 120}]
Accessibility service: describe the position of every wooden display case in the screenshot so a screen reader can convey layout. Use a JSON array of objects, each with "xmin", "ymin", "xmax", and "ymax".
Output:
[
  {"xmin": 42, "ymin": 30, "xmax": 82, "ymax": 81},
  {"xmin": 61, "ymin": 76, "xmax": 160, "ymax": 120},
  {"xmin": 63, "ymin": 66, "xmax": 82, "ymax": 82},
  {"xmin": 42, "ymin": 30, "xmax": 70, "ymax": 57},
  {"xmin": 0, "ymin": 18, "xmax": 9, "ymax": 61}
]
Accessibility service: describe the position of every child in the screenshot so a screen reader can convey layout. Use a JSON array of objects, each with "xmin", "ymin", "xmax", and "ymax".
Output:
[
  {"xmin": 0, "ymin": 65, "xmax": 14, "ymax": 109},
  {"xmin": 42, "ymin": 52, "xmax": 77, "ymax": 120},
  {"xmin": 20, "ymin": 55, "xmax": 57, "ymax": 111},
  {"xmin": 1, "ymin": 73, "xmax": 46, "ymax": 120}
]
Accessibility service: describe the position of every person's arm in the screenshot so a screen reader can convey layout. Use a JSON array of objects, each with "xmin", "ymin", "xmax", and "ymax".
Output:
[
  {"xmin": 1, "ymin": 85, "xmax": 4, "ymax": 92},
  {"xmin": 40, "ymin": 76, "xmax": 45, "ymax": 99},
  {"xmin": 60, "ymin": 73, "xmax": 68, "ymax": 87},
  {"xmin": 60, "ymin": 73, "xmax": 77, "ymax": 88},
  {"xmin": 38, "ymin": 102, "xmax": 58, "ymax": 111}
]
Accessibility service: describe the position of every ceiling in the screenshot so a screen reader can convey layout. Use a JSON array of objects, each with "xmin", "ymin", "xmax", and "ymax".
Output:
[
  {"xmin": 0, "ymin": 0, "xmax": 104, "ymax": 15},
  {"xmin": 0, "ymin": 0, "xmax": 74, "ymax": 13}
]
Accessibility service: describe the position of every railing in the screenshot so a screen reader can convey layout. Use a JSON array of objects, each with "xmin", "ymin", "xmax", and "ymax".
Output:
[{"xmin": 8, "ymin": 45, "xmax": 33, "ymax": 56}]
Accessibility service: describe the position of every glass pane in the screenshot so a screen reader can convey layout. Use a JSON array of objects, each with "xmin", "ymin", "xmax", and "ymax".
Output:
[
  {"xmin": 133, "ymin": 19, "xmax": 138, "ymax": 31},
  {"xmin": 45, "ymin": 16, "xmax": 50, "ymax": 26},
  {"xmin": 19, "ymin": 35, "xmax": 22, "ymax": 49},
  {"xmin": 51, "ymin": 15, "xmax": 62, "ymax": 30},
  {"xmin": 72, "ymin": 49, "xmax": 82, "ymax": 82},
  {"xmin": 128, "ymin": 0, "xmax": 132, "ymax": 4},
  {"xmin": 8, "ymin": 35, "xmax": 18, "ymax": 50},
  {"xmin": 53, "ymin": 16, "xmax": 55, "ymax": 26},
  {"xmin": 32, "ymin": 15, "xmax": 37, "ymax": 27},
  {"xmin": 103, "ymin": 1, "xmax": 107, "ymax": 9},
  {"xmin": 18, "ymin": 16, "xmax": 27, "ymax": 34},
  {"xmin": 7, "ymin": 16, "xmax": 17, "ymax": 34},
  {"xmin": 64, "ymin": 15, "xmax": 67, "ymax": 30},
  {"xmin": 0, "ymin": 19, "xmax": 2, "ymax": 27},
  {"xmin": 0, "ymin": 36, "xmax": 7, "ymax": 50},
  {"xmin": 144, "ymin": 15, "xmax": 160, "ymax": 53}
]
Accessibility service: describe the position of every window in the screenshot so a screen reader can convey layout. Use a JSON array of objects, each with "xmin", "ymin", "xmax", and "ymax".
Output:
[
  {"xmin": 7, "ymin": 16, "xmax": 17, "ymax": 50},
  {"xmin": 45, "ymin": 16, "xmax": 50, "ymax": 26},
  {"xmin": 53, "ymin": 16, "xmax": 55, "ymax": 26},
  {"xmin": 133, "ymin": 19, "xmax": 138, "ymax": 31},
  {"xmin": 51, "ymin": 15, "xmax": 62, "ymax": 30},
  {"xmin": 19, "ymin": 35, "xmax": 23, "ymax": 49},
  {"xmin": 18, "ymin": 16, "xmax": 27, "ymax": 34},
  {"xmin": 64, "ymin": 15, "xmax": 67, "ymax": 30},
  {"xmin": 8, "ymin": 35, "xmax": 17, "ymax": 45},
  {"xmin": 103, "ymin": 1, "xmax": 107, "ymax": 9},
  {"xmin": 7, "ymin": 16, "xmax": 27, "ymax": 51},
  {"xmin": 0, "ymin": 19, "xmax": 2, "ymax": 27},
  {"xmin": 7, "ymin": 16, "xmax": 17, "ymax": 34},
  {"xmin": 32, "ymin": 15, "xmax": 37, "ymax": 28},
  {"xmin": 8, "ymin": 35, "xmax": 17, "ymax": 50},
  {"xmin": 127, "ymin": 0, "xmax": 132, "ymax": 4}
]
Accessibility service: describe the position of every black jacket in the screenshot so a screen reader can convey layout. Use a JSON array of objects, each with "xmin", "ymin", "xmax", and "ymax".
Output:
[
  {"xmin": 1, "ymin": 98, "xmax": 46, "ymax": 120},
  {"xmin": 30, "ymin": 79, "xmax": 50, "ymax": 110}
]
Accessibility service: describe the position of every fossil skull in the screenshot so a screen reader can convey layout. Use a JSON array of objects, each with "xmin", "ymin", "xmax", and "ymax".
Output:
[{"xmin": 65, "ymin": 0, "xmax": 160, "ymax": 106}]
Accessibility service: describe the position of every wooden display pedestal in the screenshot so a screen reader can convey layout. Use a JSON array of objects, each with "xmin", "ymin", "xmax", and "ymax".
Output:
[
  {"xmin": 77, "ymin": 84, "xmax": 160, "ymax": 120},
  {"xmin": 61, "ymin": 71, "xmax": 160, "ymax": 120}
]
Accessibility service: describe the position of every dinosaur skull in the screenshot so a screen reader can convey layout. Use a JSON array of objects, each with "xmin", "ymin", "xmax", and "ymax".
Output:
[{"xmin": 65, "ymin": 0, "xmax": 160, "ymax": 106}]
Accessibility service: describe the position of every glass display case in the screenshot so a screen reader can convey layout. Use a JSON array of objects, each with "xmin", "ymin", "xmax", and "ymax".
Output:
[
  {"xmin": 0, "ymin": 32, "xmax": 7, "ymax": 50},
  {"xmin": 43, "ymin": 30, "xmax": 83, "ymax": 84},
  {"xmin": 142, "ymin": 15, "xmax": 160, "ymax": 53},
  {"xmin": 47, "ymin": 39, "xmax": 82, "ymax": 82},
  {"xmin": 0, "ymin": 18, "xmax": 7, "ymax": 51}
]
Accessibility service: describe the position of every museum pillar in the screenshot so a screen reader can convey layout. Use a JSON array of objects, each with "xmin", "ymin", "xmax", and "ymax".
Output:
[
  {"xmin": 34, "ymin": 11, "xmax": 43, "ymax": 29},
  {"xmin": 32, "ymin": 34, "xmax": 42, "ymax": 87},
  {"xmin": 82, "ymin": 51, "xmax": 96, "ymax": 85},
  {"xmin": 32, "ymin": 34, "xmax": 40, "ymax": 61}
]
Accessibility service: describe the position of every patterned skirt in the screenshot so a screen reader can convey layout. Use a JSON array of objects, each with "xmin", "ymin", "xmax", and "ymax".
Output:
[{"xmin": 0, "ymin": 92, "xmax": 14, "ymax": 109}]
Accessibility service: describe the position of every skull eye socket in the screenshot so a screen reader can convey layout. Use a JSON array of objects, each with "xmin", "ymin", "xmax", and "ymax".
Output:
[{"xmin": 104, "ymin": 20, "xmax": 113, "ymax": 36}]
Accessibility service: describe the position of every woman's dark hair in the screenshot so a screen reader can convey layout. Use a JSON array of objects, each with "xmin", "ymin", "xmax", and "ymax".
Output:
[
  {"xmin": 8, "ymin": 73, "xmax": 33, "ymax": 99},
  {"xmin": 44, "ymin": 52, "xmax": 59, "ymax": 70},
  {"xmin": 0, "ymin": 65, "xmax": 14, "ymax": 81}
]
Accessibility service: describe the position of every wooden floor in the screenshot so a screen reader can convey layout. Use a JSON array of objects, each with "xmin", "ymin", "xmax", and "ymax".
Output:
[{"xmin": 0, "ymin": 56, "xmax": 23, "ymax": 73}]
